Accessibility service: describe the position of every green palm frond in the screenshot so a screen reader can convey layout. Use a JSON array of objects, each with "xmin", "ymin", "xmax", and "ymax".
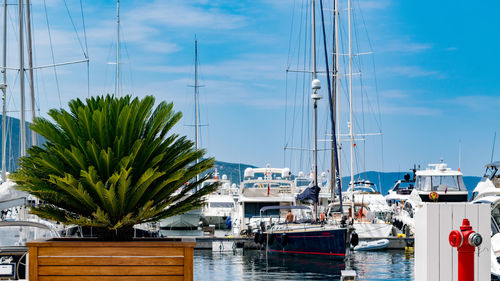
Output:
[{"xmin": 10, "ymin": 95, "xmax": 218, "ymax": 239}]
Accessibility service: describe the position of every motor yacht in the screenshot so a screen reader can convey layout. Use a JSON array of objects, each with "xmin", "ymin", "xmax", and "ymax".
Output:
[
  {"xmin": 470, "ymin": 161, "xmax": 500, "ymax": 280},
  {"xmin": 235, "ymin": 164, "xmax": 295, "ymax": 235},
  {"xmin": 201, "ymin": 171, "xmax": 238, "ymax": 230},
  {"xmin": 392, "ymin": 162, "xmax": 468, "ymax": 236},
  {"xmin": 385, "ymin": 172, "xmax": 415, "ymax": 206}
]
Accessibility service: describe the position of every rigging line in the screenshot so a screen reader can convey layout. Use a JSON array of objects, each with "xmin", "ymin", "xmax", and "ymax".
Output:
[
  {"xmin": 79, "ymin": 0, "xmax": 89, "ymax": 97},
  {"xmin": 286, "ymin": 0, "xmax": 297, "ymax": 66},
  {"xmin": 42, "ymin": 0, "xmax": 62, "ymax": 107},
  {"xmin": 122, "ymin": 39, "xmax": 135, "ymax": 94},
  {"xmin": 79, "ymin": 0, "xmax": 88, "ymax": 56},
  {"xmin": 62, "ymin": 0, "xmax": 86, "ymax": 57}
]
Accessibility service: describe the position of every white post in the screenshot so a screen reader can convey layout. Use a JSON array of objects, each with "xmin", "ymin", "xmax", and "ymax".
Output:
[{"xmin": 414, "ymin": 203, "xmax": 491, "ymax": 281}]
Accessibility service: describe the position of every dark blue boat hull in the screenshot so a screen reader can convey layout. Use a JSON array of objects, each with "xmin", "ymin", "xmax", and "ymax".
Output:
[{"xmin": 266, "ymin": 228, "xmax": 347, "ymax": 258}]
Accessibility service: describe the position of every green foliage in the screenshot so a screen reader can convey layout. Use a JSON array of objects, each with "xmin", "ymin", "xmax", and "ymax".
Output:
[{"xmin": 10, "ymin": 95, "xmax": 218, "ymax": 239}]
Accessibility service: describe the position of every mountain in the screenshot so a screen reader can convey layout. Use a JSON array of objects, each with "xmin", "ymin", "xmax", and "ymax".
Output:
[{"xmin": 213, "ymin": 161, "xmax": 256, "ymax": 185}]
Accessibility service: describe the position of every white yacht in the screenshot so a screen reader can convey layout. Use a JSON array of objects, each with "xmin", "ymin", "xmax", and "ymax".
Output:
[
  {"xmin": 334, "ymin": 180, "xmax": 394, "ymax": 238},
  {"xmin": 392, "ymin": 162, "xmax": 468, "ymax": 236},
  {"xmin": 385, "ymin": 173, "xmax": 415, "ymax": 206},
  {"xmin": 235, "ymin": 164, "xmax": 295, "ymax": 235},
  {"xmin": 201, "ymin": 171, "xmax": 238, "ymax": 229},
  {"xmin": 470, "ymin": 161, "xmax": 500, "ymax": 279},
  {"xmin": 343, "ymin": 179, "xmax": 392, "ymax": 220}
]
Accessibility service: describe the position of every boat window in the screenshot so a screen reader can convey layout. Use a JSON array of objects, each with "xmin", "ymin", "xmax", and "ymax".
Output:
[
  {"xmin": 415, "ymin": 176, "xmax": 466, "ymax": 191},
  {"xmin": 209, "ymin": 202, "xmax": 234, "ymax": 208},
  {"xmin": 397, "ymin": 182, "xmax": 414, "ymax": 190},
  {"xmin": 492, "ymin": 203, "xmax": 500, "ymax": 232},
  {"xmin": 296, "ymin": 179, "xmax": 312, "ymax": 188},
  {"xmin": 245, "ymin": 203, "xmax": 280, "ymax": 218}
]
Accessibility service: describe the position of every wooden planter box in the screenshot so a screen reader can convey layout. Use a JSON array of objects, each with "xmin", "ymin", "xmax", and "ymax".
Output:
[{"xmin": 26, "ymin": 238, "xmax": 195, "ymax": 281}]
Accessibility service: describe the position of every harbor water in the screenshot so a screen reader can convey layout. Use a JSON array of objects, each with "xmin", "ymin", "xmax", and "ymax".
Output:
[{"xmin": 194, "ymin": 248, "xmax": 414, "ymax": 281}]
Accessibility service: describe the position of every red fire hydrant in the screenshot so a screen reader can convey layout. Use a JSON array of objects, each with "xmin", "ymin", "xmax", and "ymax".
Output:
[{"xmin": 449, "ymin": 218, "xmax": 483, "ymax": 281}]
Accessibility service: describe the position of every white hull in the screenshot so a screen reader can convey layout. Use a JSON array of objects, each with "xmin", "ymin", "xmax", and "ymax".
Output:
[{"xmin": 159, "ymin": 209, "xmax": 202, "ymax": 229}]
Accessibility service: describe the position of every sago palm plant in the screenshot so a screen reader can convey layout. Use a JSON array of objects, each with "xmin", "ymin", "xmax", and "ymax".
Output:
[{"xmin": 10, "ymin": 95, "xmax": 218, "ymax": 240}]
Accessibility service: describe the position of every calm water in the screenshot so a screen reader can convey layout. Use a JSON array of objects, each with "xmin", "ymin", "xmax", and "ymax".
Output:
[{"xmin": 194, "ymin": 249, "xmax": 414, "ymax": 281}]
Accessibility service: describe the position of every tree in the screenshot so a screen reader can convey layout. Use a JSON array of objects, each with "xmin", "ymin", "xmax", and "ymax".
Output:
[{"xmin": 10, "ymin": 95, "xmax": 218, "ymax": 240}]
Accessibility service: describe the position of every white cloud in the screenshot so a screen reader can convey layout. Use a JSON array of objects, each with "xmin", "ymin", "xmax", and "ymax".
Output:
[
  {"xmin": 384, "ymin": 65, "xmax": 445, "ymax": 79},
  {"xmin": 125, "ymin": 0, "xmax": 247, "ymax": 30},
  {"xmin": 384, "ymin": 39, "xmax": 433, "ymax": 53}
]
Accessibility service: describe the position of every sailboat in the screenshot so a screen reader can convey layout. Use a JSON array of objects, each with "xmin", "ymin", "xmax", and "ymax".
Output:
[
  {"xmin": 159, "ymin": 39, "xmax": 204, "ymax": 230},
  {"xmin": 264, "ymin": 0, "xmax": 349, "ymax": 258}
]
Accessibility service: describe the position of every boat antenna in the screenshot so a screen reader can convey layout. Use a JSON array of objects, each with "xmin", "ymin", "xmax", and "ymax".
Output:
[
  {"xmin": 1, "ymin": 0, "xmax": 7, "ymax": 181},
  {"xmin": 319, "ymin": 0, "xmax": 342, "ymax": 215},
  {"xmin": 115, "ymin": 0, "xmax": 120, "ymax": 97},
  {"xmin": 491, "ymin": 132, "xmax": 497, "ymax": 163}
]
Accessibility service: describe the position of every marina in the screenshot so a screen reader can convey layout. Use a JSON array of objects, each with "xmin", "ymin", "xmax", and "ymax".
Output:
[{"xmin": 0, "ymin": 0, "xmax": 497, "ymax": 280}]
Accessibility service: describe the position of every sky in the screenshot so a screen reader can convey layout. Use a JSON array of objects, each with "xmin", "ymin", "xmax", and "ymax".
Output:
[{"xmin": 2, "ymin": 0, "xmax": 499, "ymax": 180}]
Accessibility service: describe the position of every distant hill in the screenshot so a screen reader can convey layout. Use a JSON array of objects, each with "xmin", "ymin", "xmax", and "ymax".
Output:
[{"xmin": 213, "ymin": 161, "xmax": 256, "ymax": 185}]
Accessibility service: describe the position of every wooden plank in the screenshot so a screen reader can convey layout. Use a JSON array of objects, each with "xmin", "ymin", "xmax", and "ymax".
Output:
[
  {"xmin": 29, "ymin": 246, "xmax": 38, "ymax": 281},
  {"xmin": 39, "ymin": 276, "xmax": 184, "ymax": 281},
  {"xmin": 476, "ymin": 203, "xmax": 491, "ymax": 281},
  {"xmin": 38, "ymin": 265, "xmax": 184, "ymax": 276},
  {"xmin": 439, "ymin": 204, "xmax": 453, "ymax": 281},
  {"xmin": 27, "ymin": 240, "xmax": 195, "ymax": 248},
  {"xmin": 38, "ymin": 247, "xmax": 185, "ymax": 257},
  {"xmin": 451, "ymin": 203, "xmax": 466, "ymax": 281},
  {"xmin": 184, "ymin": 247, "xmax": 193, "ymax": 281},
  {"xmin": 38, "ymin": 256, "xmax": 184, "ymax": 266}
]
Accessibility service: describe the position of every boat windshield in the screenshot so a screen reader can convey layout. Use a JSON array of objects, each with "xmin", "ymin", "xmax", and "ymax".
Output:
[
  {"xmin": 0, "ymin": 225, "xmax": 56, "ymax": 247},
  {"xmin": 484, "ymin": 165, "xmax": 500, "ymax": 188},
  {"xmin": 492, "ymin": 202, "xmax": 500, "ymax": 234},
  {"xmin": 295, "ymin": 178, "xmax": 311, "ymax": 188},
  {"xmin": 396, "ymin": 182, "xmax": 414, "ymax": 190},
  {"xmin": 415, "ymin": 175, "xmax": 466, "ymax": 192},
  {"xmin": 243, "ymin": 182, "xmax": 291, "ymax": 189}
]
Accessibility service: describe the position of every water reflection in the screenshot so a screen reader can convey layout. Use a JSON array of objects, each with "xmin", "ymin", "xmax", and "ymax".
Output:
[{"xmin": 194, "ymin": 249, "xmax": 414, "ymax": 281}]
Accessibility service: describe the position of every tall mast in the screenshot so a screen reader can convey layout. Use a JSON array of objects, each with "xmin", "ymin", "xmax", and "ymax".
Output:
[
  {"xmin": 334, "ymin": 0, "xmax": 341, "ymax": 182},
  {"xmin": 311, "ymin": 0, "xmax": 318, "ymax": 187},
  {"xmin": 194, "ymin": 39, "xmax": 199, "ymax": 182},
  {"xmin": 26, "ymin": 0, "xmax": 35, "ymax": 147},
  {"xmin": 115, "ymin": 0, "xmax": 120, "ymax": 97},
  {"xmin": 1, "ymin": 0, "xmax": 7, "ymax": 181},
  {"xmin": 311, "ymin": 0, "xmax": 322, "ymax": 221},
  {"xmin": 319, "ymin": 0, "xmax": 342, "ymax": 214},
  {"xmin": 18, "ymin": 0, "xmax": 26, "ymax": 157},
  {"xmin": 348, "ymin": 0, "xmax": 354, "ymax": 188}
]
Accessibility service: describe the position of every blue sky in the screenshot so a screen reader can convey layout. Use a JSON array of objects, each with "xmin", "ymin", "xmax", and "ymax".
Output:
[{"xmin": 3, "ymin": 0, "xmax": 499, "ymax": 180}]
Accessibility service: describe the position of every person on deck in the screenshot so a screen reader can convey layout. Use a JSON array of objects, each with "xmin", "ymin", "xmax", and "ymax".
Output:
[{"xmin": 285, "ymin": 210, "xmax": 294, "ymax": 223}]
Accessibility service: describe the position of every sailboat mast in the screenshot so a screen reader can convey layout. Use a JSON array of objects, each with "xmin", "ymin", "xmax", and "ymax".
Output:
[
  {"xmin": 18, "ymin": 0, "xmax": 25, "ymax": 157},
  {"xmin": 26, "ymin": 0, "xmax": 35, "ymax": 147},
  {"xmin": 311, "ymin": 0, "xmax": 318, "ymax": 187},
  {"xmin": 348, "ymin": 0, "xmax": 354, "ymax": 187},
  {"xmin": 334, "ymin": 0, "xmax": 341, "ymax": 183},
  {"xmin": 1, "ymin": 0, "xmax": 7, "ymax": 181},
  {"xmin": 194, "ymin": 39, "xmax": 199, "ymax": 182},
  {"xmin": 116, "ymin": 0, "xmax": 120, "ymax": 97}
]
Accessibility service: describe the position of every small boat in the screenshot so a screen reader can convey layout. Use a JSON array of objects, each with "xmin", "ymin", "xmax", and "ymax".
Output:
[{"xmin": 353, "ymin": 239, "xmax": 390, "ymax": 251}]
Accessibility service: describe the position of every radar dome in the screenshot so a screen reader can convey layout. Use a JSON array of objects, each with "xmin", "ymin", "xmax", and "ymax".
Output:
[{"xmin": 244, "ymin": 168, "xmax": 254, "ymax": 178}]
